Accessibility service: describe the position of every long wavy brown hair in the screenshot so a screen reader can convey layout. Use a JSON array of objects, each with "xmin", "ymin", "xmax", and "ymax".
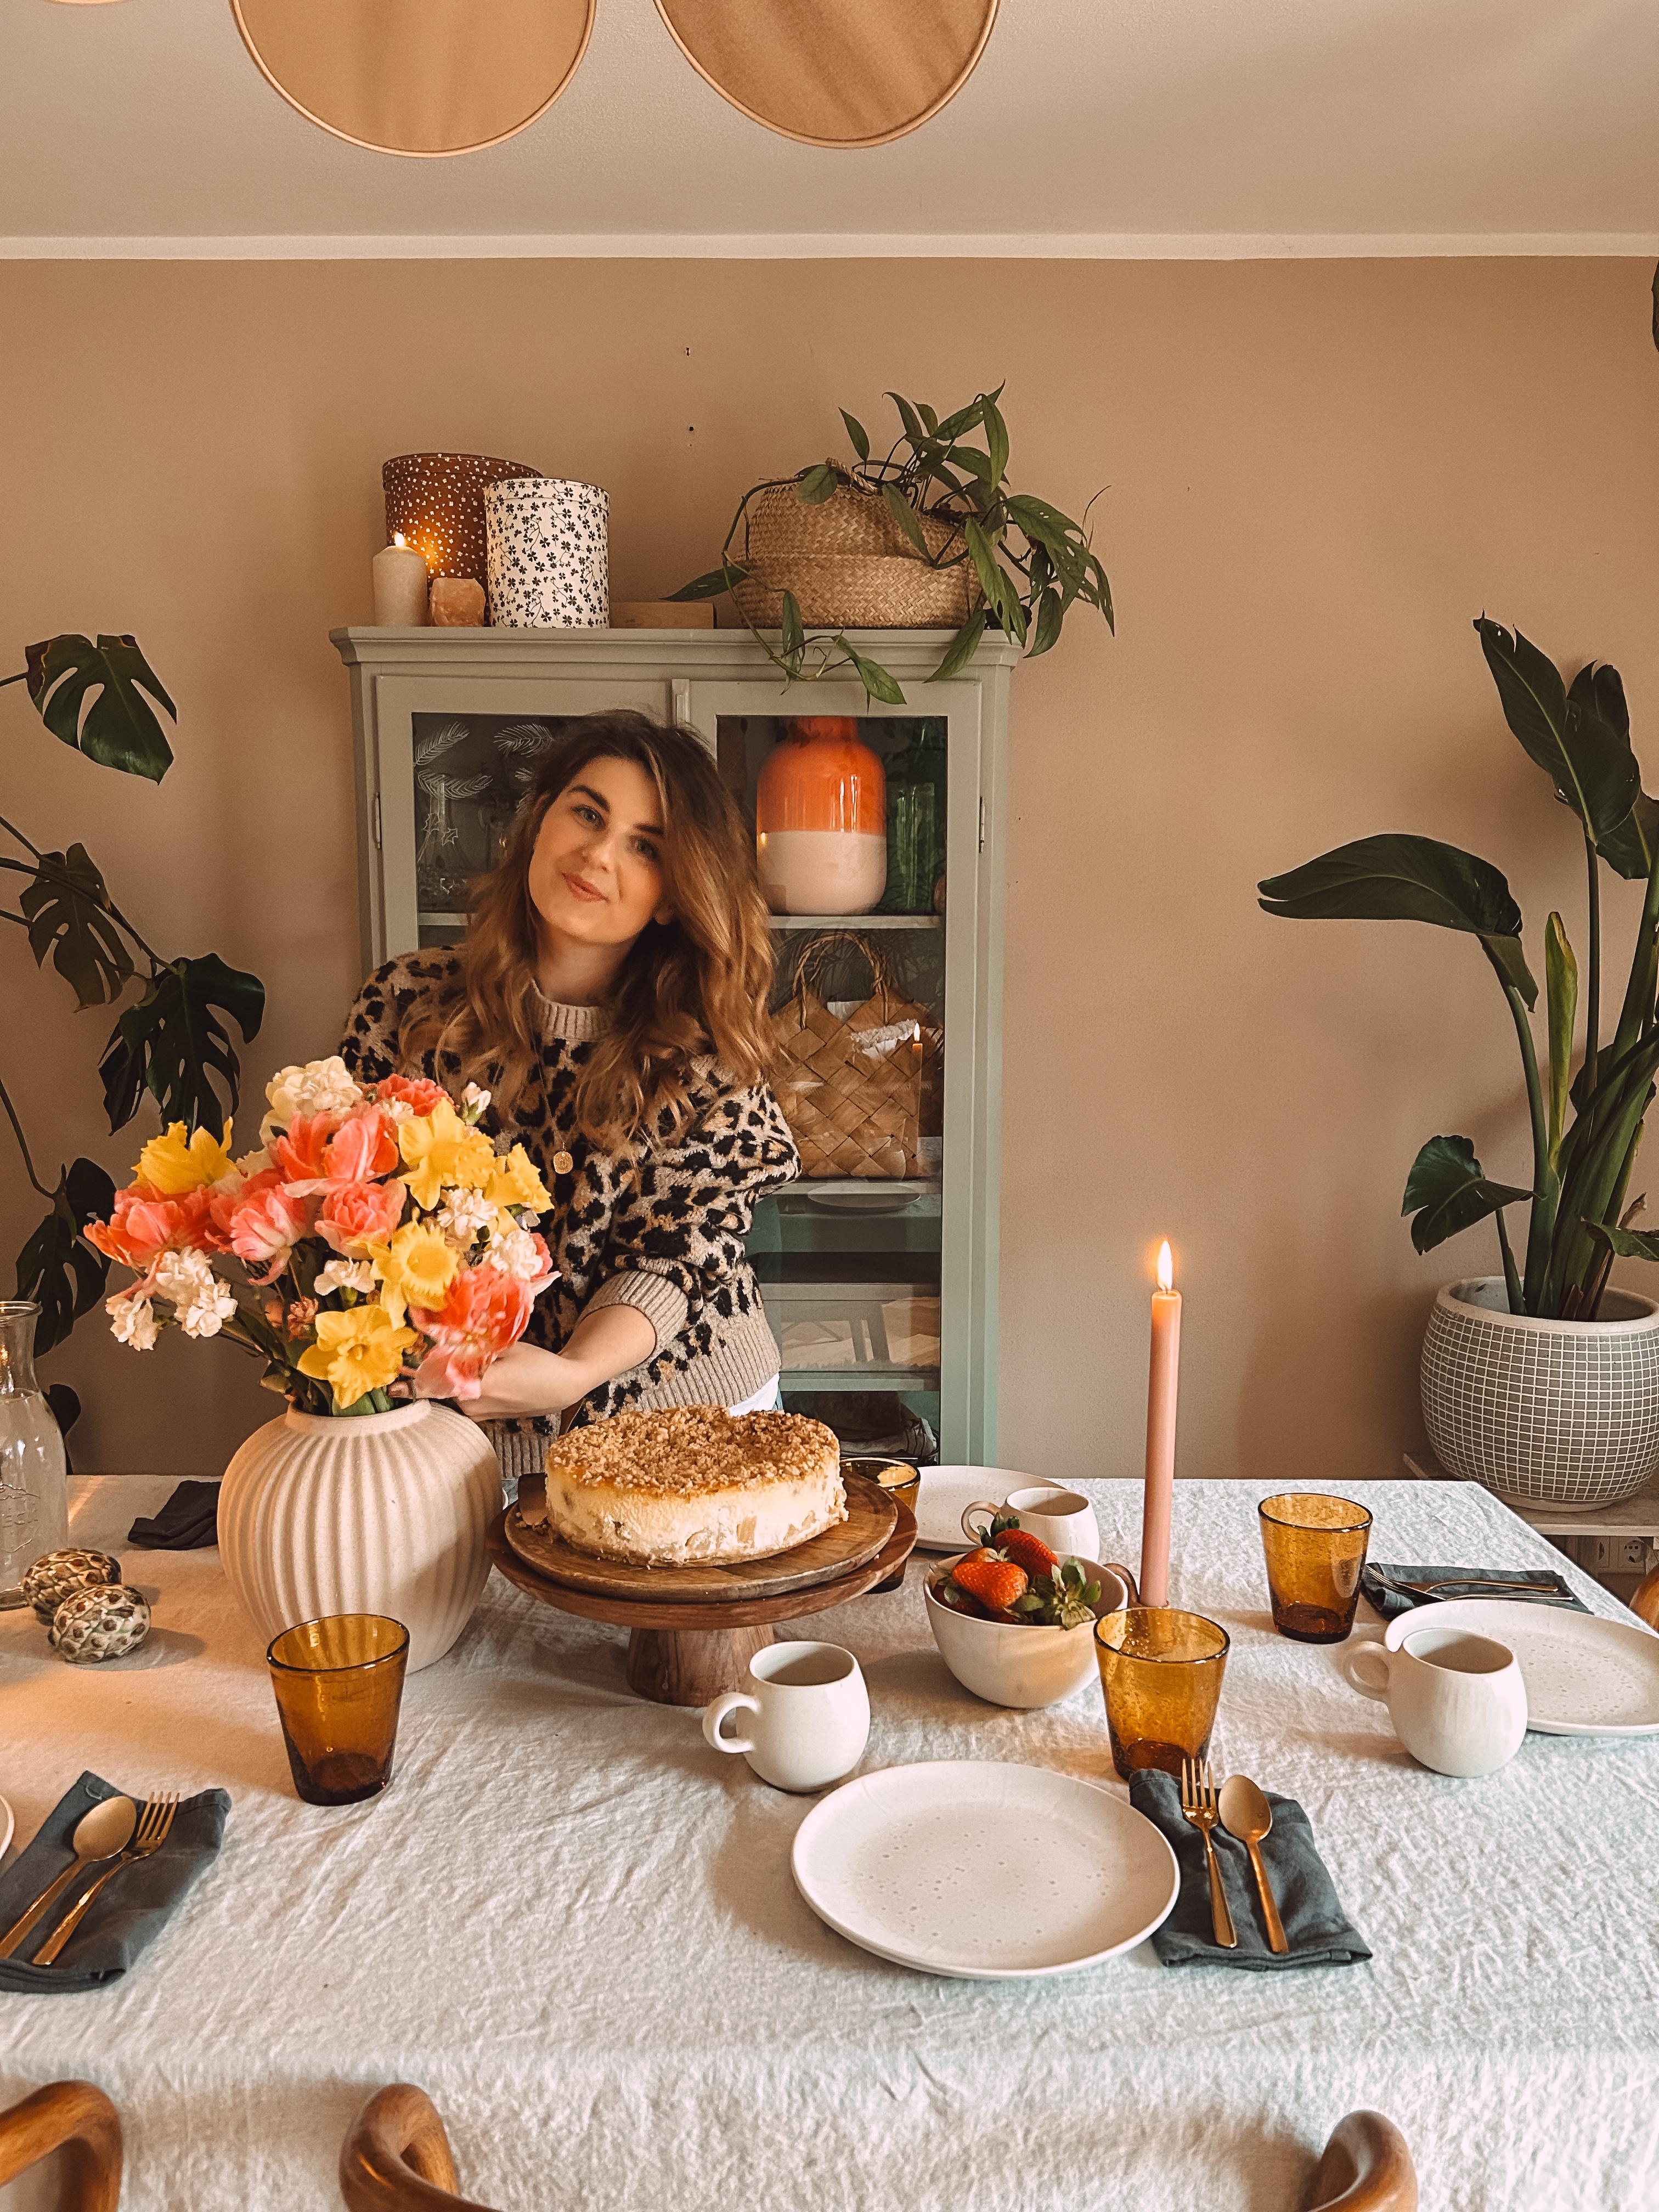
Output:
[{"xmin": 400, "ymin": 710, "xmax": 776, "ymax": 1146}]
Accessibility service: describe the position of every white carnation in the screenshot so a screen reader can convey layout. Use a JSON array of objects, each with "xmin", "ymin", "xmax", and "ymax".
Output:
[
  {"xmin": 153, "ymin": 1249, "xmax": 237, "ymax": 1340},
  {"xmin": 484, "ymin": 1224, "xmax": 545, "ymax": 1282},
  {"xmin": 259, "ymin": 1054, "xmax": 364, "ymax": 1143},
  {"xmin": 107, "ymin": 1290, "xmax": 159, "ymax": 1351},
  {"xmin": 434, "ymin": 1190, "xmax": 496, "ymax": 1249},
  {"xmin": 315, "ymin": 1257, "xmax": 377, "ymax": 1297}
]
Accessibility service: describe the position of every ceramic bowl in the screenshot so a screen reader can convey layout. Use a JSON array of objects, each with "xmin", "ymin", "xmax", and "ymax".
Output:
[{"xmin": 924, "ymin": 1556, "xmax": 1131, "ymax": 1709}]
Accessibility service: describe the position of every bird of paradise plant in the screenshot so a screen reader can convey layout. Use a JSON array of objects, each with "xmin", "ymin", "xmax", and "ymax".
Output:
[{"xmin": 1260, "ymin": 618, "xmax": 1659, "ymax": 1321}]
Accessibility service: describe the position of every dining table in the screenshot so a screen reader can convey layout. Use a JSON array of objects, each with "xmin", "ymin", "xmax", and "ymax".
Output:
[{"xmin": 2, "ymin": 1470, "xmax": 1657, "ymax": 2212}]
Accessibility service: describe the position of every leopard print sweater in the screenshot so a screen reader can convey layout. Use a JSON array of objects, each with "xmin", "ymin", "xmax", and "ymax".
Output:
[{"xmin": 338, "ymin": 951, "xmax": 798, "ymax": 1455}]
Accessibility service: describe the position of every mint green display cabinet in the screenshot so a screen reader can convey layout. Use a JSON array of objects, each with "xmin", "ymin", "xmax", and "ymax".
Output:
[{"xmin": 331, "ymin": 627, "xmax": 1013, "ymax": 1462}]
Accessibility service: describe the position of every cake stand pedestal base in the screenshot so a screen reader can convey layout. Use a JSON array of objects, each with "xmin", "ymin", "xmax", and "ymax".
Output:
[{"xmin": 625, "ymin": 1624, "xmax": 774, "ymax": 1706}]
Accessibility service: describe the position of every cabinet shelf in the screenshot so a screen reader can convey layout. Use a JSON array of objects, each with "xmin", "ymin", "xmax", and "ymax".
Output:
[{"xmin": 769, "ymin": 913, "xmax": 941, "ymax": 932}]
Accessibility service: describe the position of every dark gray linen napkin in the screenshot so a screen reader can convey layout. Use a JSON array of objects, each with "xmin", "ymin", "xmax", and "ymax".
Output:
[
  {"xmin": 1360, "ymin": 1562, "xmax": 1585, "ymax": 1623},
  {"xmin": 127, "ymin": 1479, "xmax": 219, "ymax": 1549},
  {"xmin": 1128, "ymin": 1769, "xmax": 1370, "ymax": 1971},
  {"xmin": 0, "ymin": 1772, "xmax": 229, "ymax": 1993}
]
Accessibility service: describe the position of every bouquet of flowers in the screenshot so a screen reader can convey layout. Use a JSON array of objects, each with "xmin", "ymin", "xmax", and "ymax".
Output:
[{"xmin": 88, "ymin": 1057, "xmax": 557, "ymax": 1415}]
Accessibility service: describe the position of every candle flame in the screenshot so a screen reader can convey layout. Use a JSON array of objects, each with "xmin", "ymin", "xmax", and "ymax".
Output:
[
  {"xmin": 392, "ymin": 532, "xmax": 407, "ymax": 548},
  {"xmin": 1156, "ymin": 1240, "xmax": 1173, "ymax": 1293}
]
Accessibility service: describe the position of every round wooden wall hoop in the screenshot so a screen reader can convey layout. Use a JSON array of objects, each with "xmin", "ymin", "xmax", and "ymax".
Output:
[
  {"xmin": 229, "ymin": 0, "xmax": 596, "ymax": 159},
  {"xmin": 653, "ymin": 0, "xmax": 1000, "ymax": 150}
]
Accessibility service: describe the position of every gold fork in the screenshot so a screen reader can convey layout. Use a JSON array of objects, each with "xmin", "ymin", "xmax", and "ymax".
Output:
[
  {"xmin": 1178, "ymin": 1756, "xmax": 1236, "ymax": 1949},
  {"xmin": 32, "ymin": 1793, "xmax": 178, "ymax": 1967}
]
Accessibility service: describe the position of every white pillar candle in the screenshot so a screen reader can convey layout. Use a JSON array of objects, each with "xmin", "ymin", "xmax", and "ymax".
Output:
[
  {"xmin": 372, "ymin": 533, "xmax": 430, "ymax": 627},
  {"xmin": 1139, "ymin": 1239, "xmax": 1181, "ymax": 1607}
]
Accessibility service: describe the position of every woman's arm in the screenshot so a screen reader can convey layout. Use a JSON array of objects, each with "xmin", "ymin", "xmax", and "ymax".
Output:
[{"xmin": 442, "ymin": 1304, "xmax": 657, "ymax": 1423}]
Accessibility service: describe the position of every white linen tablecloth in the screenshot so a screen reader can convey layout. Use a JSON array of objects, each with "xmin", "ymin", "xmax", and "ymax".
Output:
[{"xmin": 2, "ymin": 1474, "xmax": 1657, "ymax": 2212}]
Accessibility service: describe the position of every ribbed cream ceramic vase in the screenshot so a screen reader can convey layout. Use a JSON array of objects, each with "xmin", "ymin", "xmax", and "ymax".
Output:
[
  {"xmin": 218, "ymin": 1402, "xmax": 503, "ymax": 1672},
  {"xmin": 1421, "ymin": 1276, "xmax": 1659, "ymax": 1509}
]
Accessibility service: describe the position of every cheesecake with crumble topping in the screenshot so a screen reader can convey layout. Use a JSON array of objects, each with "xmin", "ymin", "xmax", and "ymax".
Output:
[{"xmin": 528, "ymin": 1406, "xmax": 847, "ymax": 1567}]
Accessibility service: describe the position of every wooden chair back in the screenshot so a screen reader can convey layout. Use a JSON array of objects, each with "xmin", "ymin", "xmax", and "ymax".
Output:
[
  {"xmin": 0, "ymin": 2081, "xmax": 122, "ymax": 2212},
  {"xmin": 340, "ymin": 2085, "xmax": 500, "ymax": 2212},
  {"xmin": 1303, "ymin": 2109, "xmax": 1418, "ymax": 2210}
]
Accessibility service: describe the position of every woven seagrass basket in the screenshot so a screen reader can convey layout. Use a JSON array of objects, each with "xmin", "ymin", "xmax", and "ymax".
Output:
[
  {"xmin": 774, "ymin": 932, "xmax": 939, "ymax": 1180},
  {"xmin": 733, "ymin": 481, "xmax": 983, "ymax": 631}
]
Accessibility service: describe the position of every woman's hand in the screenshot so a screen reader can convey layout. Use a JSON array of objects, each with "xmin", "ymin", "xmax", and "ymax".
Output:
[{"xmin": 422, "ymin": 1305, "xmax": 659, "ymax": 1423}]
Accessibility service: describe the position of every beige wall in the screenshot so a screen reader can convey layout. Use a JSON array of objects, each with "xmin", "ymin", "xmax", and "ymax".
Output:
[{"xmin": 3, "ymin": 256, "xmax": 1657, "ymax": 1482}]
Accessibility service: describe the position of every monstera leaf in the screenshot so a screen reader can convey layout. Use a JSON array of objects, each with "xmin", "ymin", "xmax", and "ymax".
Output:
[
  {"xmin": 1402, "ymin": 1135, "xmax": 1531, "ymax": 1255},
  {"xmin": 1258, "ymin": 833, "xmax": 1537, "ymax": 1006},
  {"xmin": 1475, "ymin": 619, "xmax": 1638, "ymax": 850},
  {"xmin": 99, "ymin": 951, "xmax": 264, "ymax": 1137},
  {"xmin": 17, "ymin": 843, "xmax": 134, "ymax": 1009},
  {"xmin": 24, "ymin": 634, "xmax": 176, "ymax": 783},
  {"xmin": 15, "ymin": 1158, "xmax": 117, "ymax": 1357}
]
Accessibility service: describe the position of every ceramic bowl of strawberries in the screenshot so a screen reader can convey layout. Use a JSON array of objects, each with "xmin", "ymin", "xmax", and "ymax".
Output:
[{"xmin": 924, "ymin": 1514, "xmax": 1132, "ymax": 1709}]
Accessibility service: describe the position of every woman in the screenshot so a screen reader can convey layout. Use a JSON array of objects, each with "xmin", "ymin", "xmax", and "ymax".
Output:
[{"xmin": 338, "ymin": 709, "xmax": 798, "ymax": 1483}]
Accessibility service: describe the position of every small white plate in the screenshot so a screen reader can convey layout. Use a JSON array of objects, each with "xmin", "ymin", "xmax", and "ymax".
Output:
[
  {"xmin": 913, "ymin": 1466, "xmax": 1025, "ymax": 1550},
  {"xmin": 1385, "ymin": 1599, "xmax": 1659, "ymax": 1735},
  {"xmin": 791, "ymin": 1760, "xmax": 1179, "ymax": 1978},
  {"xmin": 0, "ymin": 1796, "xmax": 12, "ymax": 1860}
]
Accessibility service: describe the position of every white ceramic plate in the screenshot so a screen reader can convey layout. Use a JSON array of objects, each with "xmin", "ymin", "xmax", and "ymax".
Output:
[
  {"xmin": 0, "ymin": 1796, "xmax": 12, "ymax": 1860},
  {"xmin": 1385, "ymin": 1599, "xmax": 1659, "ymax": 1735},
  {"xmin": 791, "ymin": 1760, "xmax": 1179, "ymax": 1978},
  {"xmin": 913, "ymin": 1466, "xmax": 1025, "ymax": 1550}
]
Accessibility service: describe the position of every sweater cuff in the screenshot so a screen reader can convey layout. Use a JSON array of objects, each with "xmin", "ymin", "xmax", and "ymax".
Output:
[{"xmin": 582, "ymin": 1269, "xmax": 689, "ymax": 1359}]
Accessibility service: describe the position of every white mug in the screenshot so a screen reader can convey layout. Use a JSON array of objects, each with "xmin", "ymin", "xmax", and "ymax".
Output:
[
  {"xmin": 701, "ymin": 1641, "xmax": 870, "ymax": 1793},
  {"xmin": 1344, "ymin": 1627, "xmax": 1528, "ymax": 1778},
  {"xmin": 962, "ymin": 1485, "xmax": 1101, "ymax": 1562}
]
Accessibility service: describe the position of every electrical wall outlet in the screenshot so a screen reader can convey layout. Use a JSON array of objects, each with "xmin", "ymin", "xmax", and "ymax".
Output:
[{"xmin": 1556, "ymin": 1534, "xmax": 1655, "ymax": 1575}]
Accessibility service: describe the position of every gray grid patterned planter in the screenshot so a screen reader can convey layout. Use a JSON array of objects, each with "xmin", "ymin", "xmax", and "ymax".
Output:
[{"xmin": 1421, "ymin": 1277, "xmax": 1659, "ymax": 1509}]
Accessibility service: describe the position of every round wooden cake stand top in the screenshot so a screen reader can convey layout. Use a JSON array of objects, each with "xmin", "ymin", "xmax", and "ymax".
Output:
[{"xmin": 486, "ymin": 1500, "xmax": 918, "ymax": 1707}]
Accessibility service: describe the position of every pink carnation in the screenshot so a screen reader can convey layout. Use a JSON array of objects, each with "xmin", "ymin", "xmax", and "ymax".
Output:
[
  {"xmin": 408, "ymin": 1267, "xmax": 533, "ymax": 1401},
  {"xmin": 88, "ymin": 1183, "xmax": 223, "ymax": 1271},
  {"xmin": 317, "ymin": 1176, "xmax": 405, "ymax": 1258},
  {"xmin": 375, "ymin": 1074, "xmax": 449, "ymax": 1116}
]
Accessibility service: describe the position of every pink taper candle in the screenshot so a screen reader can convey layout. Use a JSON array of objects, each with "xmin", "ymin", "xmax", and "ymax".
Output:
[{"xmin": 1139, "ymin": 1239, "xmax": 1181, "ymax": 1607}]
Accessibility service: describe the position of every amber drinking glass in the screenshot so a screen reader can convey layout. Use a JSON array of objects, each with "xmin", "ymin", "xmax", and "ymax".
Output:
[
  {"xmin": 266, "ymin": 1615, "xmax": 410, "ymax": 1805},
  {"xmin": 1093, "ymin": 1607, "xmax": 1230, "ymax": 1780},
  {"xmin": 845, "ymin": 1457, "xmax": 920, "ymax": 1592},
  {"xmin": 1257, "ymin": 1492, "xmax": 1373, "ymax": 1644}
]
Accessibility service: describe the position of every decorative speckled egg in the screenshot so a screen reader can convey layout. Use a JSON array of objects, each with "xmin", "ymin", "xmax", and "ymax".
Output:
[
  {"xmin": 22, "ymin": 1548, "xmax": 121, "ymax": 1623},
  {"xmin": 49, "ymin": 1584, "xmax": 151, "ymax": 1665}
]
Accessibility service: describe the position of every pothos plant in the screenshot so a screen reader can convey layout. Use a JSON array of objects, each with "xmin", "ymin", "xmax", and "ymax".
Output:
[
  {"xmin": 3, "ymin": 634, "xmax": 264, "ymax": 1354},
  {"xmin": 672, "ymin": 387, "xmax": 1113, "ymax": 703},
  {"xmin": 1260, "ymin": 617, "xmax": 1659, "ymax": 1322}
]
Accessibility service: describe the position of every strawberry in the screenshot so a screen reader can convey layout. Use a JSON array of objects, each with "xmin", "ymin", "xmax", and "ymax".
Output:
[
  {"xmin": 997, "ymin": 1528, "xmax": 1060, "ymax": 1579},
  {"xmin": 951, "ymin": 1555, "xmax": 1030, "ymax": 1617}
]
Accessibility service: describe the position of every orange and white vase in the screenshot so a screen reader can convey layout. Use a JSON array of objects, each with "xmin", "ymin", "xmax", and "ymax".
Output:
[{"xmin": 755, "ymin": 718, "xmax": 887, "ymax": 916}]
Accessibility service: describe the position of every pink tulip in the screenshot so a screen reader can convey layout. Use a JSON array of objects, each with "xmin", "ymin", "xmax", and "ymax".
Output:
[
  {"xmin": 270, "ymin": 1111, "xmax": 338, "ymax": 1186},
  {"xmin": 408, "ymin": 1267, "xmax": 534, "ymax": 1401},
  {"xmin": 325, "ymin": 1107, "xmax": 399, "ymax": 1184},
  {"xmin": 88, "ymin": 1183, "xmax": 224, "ymax": 1270},
  {"xmin": 317, "ymin": 1176, "xmax": 406, "ymax": 1258},
  {"xmin": 225, "ymin": 1178, "xmax": 312, "ymax": 1285}
]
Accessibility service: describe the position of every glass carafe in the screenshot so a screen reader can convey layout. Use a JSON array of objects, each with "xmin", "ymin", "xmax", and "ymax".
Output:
[{"xmin": 0, "ymin": 1302, "xmax": 69, "ymax": 1606}]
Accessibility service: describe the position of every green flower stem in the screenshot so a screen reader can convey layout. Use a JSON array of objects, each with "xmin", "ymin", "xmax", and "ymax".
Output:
[
  {"xmin": 1488, "ymin": 957, "xmax": 1551, "ymax": 1311},
  {"xmin": 1494, "ymin": 1208, "xmax": 1524, "ymax": 1316},
  {"xmin": 1584, "ymin": 832, "xmax": 1601, "ymax": 1097}
]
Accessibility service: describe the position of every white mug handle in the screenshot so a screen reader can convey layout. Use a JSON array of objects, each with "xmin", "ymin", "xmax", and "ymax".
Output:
[
  {"xmin": 1343, "ymin": 1644, "xmax": 1393, "ymax": 1702},
  {"xmin": 961, "ymin": 1500, "xmax": 1001, "ymax": 1543},
  {"xmin": 702, "ymin": 1691, "xmax": 760, "ymax": 1756}
]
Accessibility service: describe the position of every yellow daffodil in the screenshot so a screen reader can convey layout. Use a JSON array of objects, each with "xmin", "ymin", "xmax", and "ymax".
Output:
[
  {"xmin": 398, "ymin": 1098, "xmax": 496, "ymax": 1211},
  {"xmin": 486, "ymin": 1143, "xmax": 552, "ymax": 1214},
  {"xmin": 135, "ymin": 1120, "xmax": 235, "ymax": 1195},
  {"xmin": 366, "ymin": 1219, "xmax": 460, "ymax": 1326},
  {"xmin": 296, "ymin": 1306, "xmax": 417, "ymax": 1410}
]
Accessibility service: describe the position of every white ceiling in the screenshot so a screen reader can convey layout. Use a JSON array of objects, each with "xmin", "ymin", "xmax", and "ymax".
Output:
[{"xmin": 3, "ymin": 0, "xmax": 1657, "ymax": 254}]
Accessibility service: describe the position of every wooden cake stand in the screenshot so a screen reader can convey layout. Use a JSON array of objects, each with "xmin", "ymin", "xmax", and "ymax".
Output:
[{"xmin": 486, "ymin": 1472, "xmax": 917, "ymax": 1706}]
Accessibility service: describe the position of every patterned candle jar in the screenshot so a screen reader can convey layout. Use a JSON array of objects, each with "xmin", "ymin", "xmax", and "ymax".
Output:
[
  {"xmin": 50, "ymin": 1583, "xmax": 151, "ymax": 1665},
  {"xmin": 484, "ymin": 477, "xmax": 610, "ymax": 629},
  {"xmin": 22, "ymin": 1547, "xmax": 121, "ymax": 1623}
]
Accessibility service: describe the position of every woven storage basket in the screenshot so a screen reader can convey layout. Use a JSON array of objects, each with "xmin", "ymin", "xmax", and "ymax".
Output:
[
  {"xmin": 733, "ymin": 482, "xmax": 983, "ymax": 631},
  {"xmin": 775, "ymin": 932, "xmax": 934, "ymax": 1179}
]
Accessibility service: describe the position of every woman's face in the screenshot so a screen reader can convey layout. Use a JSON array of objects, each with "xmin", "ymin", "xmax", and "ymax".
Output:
[{"xmin": 527, "ymin": 754, "xmax": 673, "ymax": 951}]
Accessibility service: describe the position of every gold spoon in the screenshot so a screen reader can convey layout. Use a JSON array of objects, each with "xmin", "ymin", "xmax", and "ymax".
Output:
[
  {"xmin": 0, "ymin": 1795, "xmax": 136, "ymax": 1960},
  {"xmin": 1218, "ymin": 1774, "xmax": 1288, "ymax": 1955}
]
